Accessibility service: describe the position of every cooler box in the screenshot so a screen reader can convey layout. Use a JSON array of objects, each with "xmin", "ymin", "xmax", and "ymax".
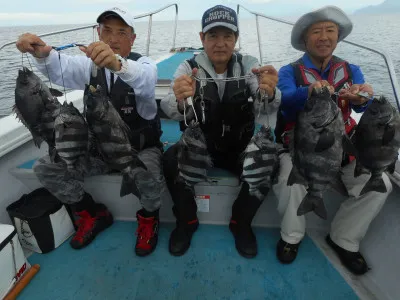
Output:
[{"xmin": 0, "ymin": 224, "xmax": 31, "ymax": 299}]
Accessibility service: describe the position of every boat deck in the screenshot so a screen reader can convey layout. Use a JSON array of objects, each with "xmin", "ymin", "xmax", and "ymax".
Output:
[
  {"xmin": 19, "ymin": 222, "xmax": 358, "ymax": 300},
  {"xmin": 2, "ymin": 49, "xmax": 399, "ymax": 300}
]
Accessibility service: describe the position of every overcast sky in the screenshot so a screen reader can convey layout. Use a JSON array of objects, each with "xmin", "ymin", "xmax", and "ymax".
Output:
[{"xmin": 0, "ymin": 0, "xmax": 385, "ymax": 27}]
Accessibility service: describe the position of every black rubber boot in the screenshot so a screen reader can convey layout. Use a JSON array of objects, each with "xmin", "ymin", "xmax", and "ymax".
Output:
[
  {"xmin": 168, "ymin": 183, "xmax": 199, "ymax": 256},
  {"xmin": 276, "ymin": 238, "xmax": 301, "ymax": 264},
  {"xmin": 229, "ymin": 183, "xmax": 264, "ymax": 258},
  {"xmin": 326, "ymin": 235, "xmax": 370, "ymax": 275}
]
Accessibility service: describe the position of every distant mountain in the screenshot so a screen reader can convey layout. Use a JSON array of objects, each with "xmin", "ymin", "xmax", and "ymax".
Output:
[{"xmin": 354, "ymin": 0, "xmax": 400, "ymax": 15}]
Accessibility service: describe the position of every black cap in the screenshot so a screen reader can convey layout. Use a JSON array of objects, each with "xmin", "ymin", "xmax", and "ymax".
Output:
[{"xmin": 202, "ymin": 5, "xmax": 238, "ymax": 33}]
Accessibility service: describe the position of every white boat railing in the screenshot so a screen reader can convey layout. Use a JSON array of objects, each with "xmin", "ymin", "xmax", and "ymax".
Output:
[
  {"xmin": 0, "ymin": 3, "xmax": 179, "ymax": 57},
  {"xmin": 236, "ymin": 4, "xmax": 400, "ymax": 110}
]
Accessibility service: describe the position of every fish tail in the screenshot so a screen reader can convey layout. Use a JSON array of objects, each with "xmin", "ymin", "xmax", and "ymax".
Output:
[
  {"xmin": 360, "ymin": 174, "xmax": 387, "ymax": 196},
  {"xmin": 297, "ymin": 194, "xmax": 327, "ymax": 220},
  {"xmin": 120, "ymin": 172, "xmax": 141, "ymax": 199}
]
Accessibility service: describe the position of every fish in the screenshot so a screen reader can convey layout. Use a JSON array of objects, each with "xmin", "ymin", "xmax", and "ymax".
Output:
[
  {"xmin": 14, "ymin": 67, "xmax": 62, "ymax": 157},
  {"xmin": 351, "ymin": 96, "xmax": 400, "ymax": 195},
  {"xmin": 177, "ymin": 121, "xmax": 212, "ymax": 186},
  {"xmin": 84, "ymin": 84, "xmax": 147, "ymax": 198},
  {"xmin": 287, "ymin": 86, "xmax": 349, "ymax": 219},
  {"xmin": 241, "ymin": 124, "xmax": 282, "ymax": 201},
  {"xmin": 54, "ymin": 101, "xmax": 89, "ymax": 170}
]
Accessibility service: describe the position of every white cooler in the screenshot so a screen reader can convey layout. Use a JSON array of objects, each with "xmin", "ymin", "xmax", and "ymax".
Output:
[{"xmin": 0, "ymin": 224, "xmax": 31, "ymax": 299}]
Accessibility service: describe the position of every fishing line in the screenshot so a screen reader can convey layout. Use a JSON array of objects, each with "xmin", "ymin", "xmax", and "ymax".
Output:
[
  {"xmin": 192, "ymin": 72, "xmax": 271, "ymax": 126},
  {"xmin": 21, "ymin": 53, "xmax": 33, "ymax": 71},
  {"xmin": 56, "ymin": 51, "xmax": 68, "ymax": 101},
  {"xmin": 43, "ymin": 57, "xmax": 54, "ymax": 90}
]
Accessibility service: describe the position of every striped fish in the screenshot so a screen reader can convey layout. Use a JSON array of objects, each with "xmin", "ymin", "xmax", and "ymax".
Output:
[
  {"xmin": 84, "ymin": 85, "xmax": 147, "ymax": 198},
  {"xmin": 14, "ymin": 67, "xmax": 62, "ymax": 159},
  {"xmin": 241, "ymin": 124, "xmax": 281, "ymax": 201},
  {"xmin": 288, "ymin": 86, "xmax": 348, "ymax": 219},
  {"xmin": 54, "ymin": 101, "xmax": 89, "ymax": 170},
  {"xmin": 177, "ymin": 122, "xmax": 212, "ymax": 186}
]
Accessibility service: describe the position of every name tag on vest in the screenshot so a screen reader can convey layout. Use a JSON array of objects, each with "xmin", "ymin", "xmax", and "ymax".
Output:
[{"xmin": 121, "ymin": 106, "xmax": 134, "ymax": 114}]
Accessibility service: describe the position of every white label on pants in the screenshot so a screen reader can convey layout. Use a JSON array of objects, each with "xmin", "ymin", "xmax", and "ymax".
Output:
[{"xmin": 195, "ymin": 195, "xmax": 210, "ymax": 212}]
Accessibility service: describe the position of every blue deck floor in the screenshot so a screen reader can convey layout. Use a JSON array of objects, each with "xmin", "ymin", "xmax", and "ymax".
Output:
[{"xmin": 20, "ymin": 222, "xmax": 357, "ymax": 300}]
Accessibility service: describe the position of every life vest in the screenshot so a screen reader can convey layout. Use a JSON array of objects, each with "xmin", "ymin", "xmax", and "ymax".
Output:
[
  {"xmin": 275, "ymin": 56, "xmax": 356, "ymax": 163},
  {"xmin": 182, "ymin": 53, "xmax": 254, "ymax": 155}
]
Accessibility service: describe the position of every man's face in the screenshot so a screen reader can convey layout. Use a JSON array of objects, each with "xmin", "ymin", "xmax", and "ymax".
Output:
[
  {"xmin": 200, "ymin": 27, "xmax": 237, "ymax": 67},
  {"xmin": 305, "ymin": 21, "xmax": 339, "ymax": 61},
  {"xmin": 97, "ymin": 17, "xmax": 136, "ymax": 57}
]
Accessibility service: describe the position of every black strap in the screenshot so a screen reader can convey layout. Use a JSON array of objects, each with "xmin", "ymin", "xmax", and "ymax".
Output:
[{"xmin": 109, "ymin": 72, "xmax": 114, "ymax": 96}]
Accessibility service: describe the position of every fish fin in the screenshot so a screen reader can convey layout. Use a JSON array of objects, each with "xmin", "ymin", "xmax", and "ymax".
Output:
[
  {"xmin": 382, "ymin": 124, "xmax": 395, "ymax": 145},
  {"xmin": 49, "ymin": 88, "xmax": 64, "ymax": 97},
  {"xmin": 32, "ymin": 134, "xmax": 43, "ymax": 148},
  {"xmin": 360, "ymin": 174, "xmax": 387, "ymax": 196},
  {"xmin": 354, "ymin": 160, "xmax": 370, "ymax": 177},
  {"xmin": 297, "ymin": 194, "xmax": 327, "ymax": 220},
  {"xmin": 258, "ymin": 184, "xmax": 271, "ymax": 198},
  {"xmin": 134, "ymin": 157, "xmax": 147, "ymax": 171},
  {"xmin": 342, "ymin": 134, "xmax": 357, "ymax": 156},
  {"xmin": 315, "ymin": 129, "xmax": 334, "ymax": 152},
  {"xmin": 120, "ymin": 173, "xmax": 141, "ymax": 198},
  {"xmin": 287, "ymin": 164, "xmax": 307, "ymax": 186},
  {"xmin": 120, "ymin": 173, "xmax": 132, "ymax": 197},
  {"xmin": 330, "ymin": 174, "xmax": 348, "ymax": 196},
  {"xmin": 387, "ymin": 160, "xmax": 397, "ymax": 174}
]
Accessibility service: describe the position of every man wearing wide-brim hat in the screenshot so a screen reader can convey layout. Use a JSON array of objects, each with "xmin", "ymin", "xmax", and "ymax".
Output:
[{"xmin": 272, "ymin": 6, "xmax": 392, "ymax": 275}]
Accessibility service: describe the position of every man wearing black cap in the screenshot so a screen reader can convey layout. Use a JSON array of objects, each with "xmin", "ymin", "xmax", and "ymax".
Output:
[
  {"xmin": 273, "ymin": 6, "xmax": 392, "ymax": 275},
  {"xmin": 161, "ymin": 5, "xmax": 279, "ymax": 258},
  {"xmin": 16, "ymin": 6, "xmax": 164, "ymax": 256}
]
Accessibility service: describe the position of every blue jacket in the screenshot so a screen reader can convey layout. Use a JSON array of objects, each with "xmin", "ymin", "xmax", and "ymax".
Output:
[{"xmin": 278, "ymin": 53, "xmax": 370, "ymax": 122}]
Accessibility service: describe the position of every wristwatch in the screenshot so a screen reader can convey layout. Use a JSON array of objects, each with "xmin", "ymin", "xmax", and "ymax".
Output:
[{"xmin": 113, "ymin": 54, "xmax": 128, "ymax": 75}]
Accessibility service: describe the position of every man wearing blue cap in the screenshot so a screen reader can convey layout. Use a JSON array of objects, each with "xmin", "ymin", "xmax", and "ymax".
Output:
[
  {"xmin": 161, "ymin": 5, "xmax": 278, "ymax": 258},
  {"xmin": 273, "ymin": 5, "xmax": 392, "ymax": 275}
]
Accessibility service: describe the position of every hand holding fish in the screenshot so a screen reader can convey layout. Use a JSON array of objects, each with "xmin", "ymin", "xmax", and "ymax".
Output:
[
  {"xmin": 339, "ymin": 83, "xmax": 373, "ymax": 105},
  {"xmin": 308, "ymin": 80, "xmax": 334, "ymax": 97},
  {"xmin": 79, "ymin": 41, "xmax": 121, "ymax": 72},
  {"xmin": 173, "ymin": 68, "xmax": 198, "ymax": 111},
  {"xmin": 16, "ymin": 33, "xmax": 52, "ymax": 58},
  {"xmin": 252, "ymin": 65, "xmax": 278, "ymax": 99}
]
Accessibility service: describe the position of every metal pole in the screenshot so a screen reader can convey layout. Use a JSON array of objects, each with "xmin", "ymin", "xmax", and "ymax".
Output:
[
  {"xmin": 146, "ymin": 15, "xmax": 153, "ymax": 57},
  {"xmin": 237, "ymin": 4, "xmax": 241, "ymax": 51},
  {"xmin": 172, "ymin": 4, "xmax": 178, "ymax": 50},
  {"xmin": 255, "ymin": 15, "xmax": 263, "ymax": 65}
]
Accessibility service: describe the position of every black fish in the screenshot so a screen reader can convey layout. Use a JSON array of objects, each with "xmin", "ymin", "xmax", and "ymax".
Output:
[
  {"xmin": 54, "ymin": 101, "xmax": 89, "ymax": 170},
  {"xmin": 14, "ymin": 67, "xmax": 62, "ymax": 157},
  {"xmin": 352, "ymin": 96, "xmax": 400, "ymax": 195},
  {"xmin": 84, "ymin": 84, "xmax": 146, "ymax": 198},
  {"xmin": 177, "ymin": 121, "xmax": 212, "ymax": 186},
  {"xmin": 241, "ymin": 124, "xmax": 281, "ymax": 201},
  {"xmin": 288, "ymin": 86, "xmax": 349, "ymax": 219}
]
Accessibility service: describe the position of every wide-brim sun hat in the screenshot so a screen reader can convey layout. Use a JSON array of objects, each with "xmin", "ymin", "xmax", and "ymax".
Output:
[{"xmin": 291, "ymin": 5, "xmax": 353, "ymax": 52}]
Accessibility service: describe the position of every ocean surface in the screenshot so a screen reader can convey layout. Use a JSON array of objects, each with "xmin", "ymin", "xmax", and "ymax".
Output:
[{"xmin": 1, "ymin": 14, "xmax": 400, "ymax": 116}]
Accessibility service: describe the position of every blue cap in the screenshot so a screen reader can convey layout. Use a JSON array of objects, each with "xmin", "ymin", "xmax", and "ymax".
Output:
[{"xmin": 202, "ymin": 5, "xmax": 238, "ymax": 33}]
